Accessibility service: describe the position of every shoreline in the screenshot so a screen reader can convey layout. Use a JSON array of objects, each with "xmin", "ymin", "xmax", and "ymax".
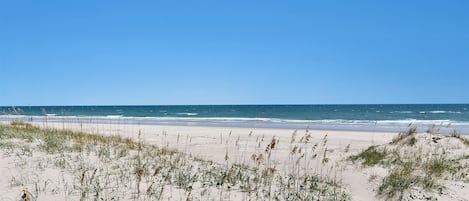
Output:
[
  {"xmin": 1, "ymin": 120, "xmax": 468, "ymax": 200},
  {"xmin": 0, "ymin": 120, "xmax": 398, "ymax": 134},
  {"xmin": 2, "ymin": 114, "xmax": 468, "ymax": 134}
]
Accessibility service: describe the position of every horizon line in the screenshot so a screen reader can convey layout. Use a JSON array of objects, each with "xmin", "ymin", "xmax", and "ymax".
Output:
[{"xmin": 1, "ymin": 103, "xmax": 469, "ymax": 107}]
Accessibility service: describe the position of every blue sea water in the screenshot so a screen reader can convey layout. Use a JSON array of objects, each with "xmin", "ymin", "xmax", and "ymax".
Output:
[{"xmin": 1, "ymin": 104, "xmax": 468, "ymax": 133}]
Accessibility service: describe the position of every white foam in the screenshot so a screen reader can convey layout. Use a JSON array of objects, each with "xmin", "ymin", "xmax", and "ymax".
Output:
[
  {"xmin": 105, "ymin": 115, "xmax": 124, "ymax": 118},
  {"xmin": 176, "ymin": 113, "xmax": 198, "ymax": 116},
  {"xmin": 390, "ymin": 111, "xmax": 413, "ymax": 114},
  {"xmin": 430, "ymin": 111, "xmax": 448, "ymax": 114},
  {"xmin": 419, "ymin": 111, "xmax": 463, "ymax": 114},
  {"xmin": 1, "ymin": 115, "xmax": 468, "ymax": 133}
]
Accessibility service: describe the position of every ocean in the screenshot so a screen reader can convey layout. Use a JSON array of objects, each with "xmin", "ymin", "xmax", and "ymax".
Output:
[{"xmin": 1, "ymin": 104, "xmax": 468, "ymax": 134}]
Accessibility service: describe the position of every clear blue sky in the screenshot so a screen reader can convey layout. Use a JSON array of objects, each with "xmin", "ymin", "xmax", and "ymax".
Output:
[{"xmin": 1, "ymin": 0, "xmax": 468, "ymax": 106}]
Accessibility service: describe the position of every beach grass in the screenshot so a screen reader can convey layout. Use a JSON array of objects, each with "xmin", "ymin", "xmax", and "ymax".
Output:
[
  {"xmin": 0, "ymin": 121, "xmax": 349, "ymax": 201},
  {"xmin": 1, "ymin": 121, "xmax": 468, "ymax": 200},
  {"xmin": 349, "ymin": 127, "xmax": 469, "ymax": 200}
]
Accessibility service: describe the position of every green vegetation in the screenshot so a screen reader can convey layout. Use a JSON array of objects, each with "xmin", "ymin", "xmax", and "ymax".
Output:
[
  {"xmin": 407, "ymin": 136, "xmax": 417, "ymax": 146},
  {"xmin": 349, "ymin": 127, "xmax": 469, "ymax": 200},
  {"xmin": 4, "ymin": 122, "xmax": 466, "ymax": 201},
  {"xmin": 378, "ymin": 164, "xmax": 438, "ymax": 200},
  {"xmin": 0, "ymin": 122, "xmax": 349, "ymax": 201},
  {"xmin": 349, "ymin": 145, "xmax": 387, "ymax": 166}
]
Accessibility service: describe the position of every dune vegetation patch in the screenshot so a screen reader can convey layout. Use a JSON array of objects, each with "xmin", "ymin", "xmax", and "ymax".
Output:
[
  {"xmin": 0, "ymin": 122, "xmax": 349, "ymax": 201},
  {"xmin": 349, "ymin": 128, "xmax": 469, "ymax": 200}
]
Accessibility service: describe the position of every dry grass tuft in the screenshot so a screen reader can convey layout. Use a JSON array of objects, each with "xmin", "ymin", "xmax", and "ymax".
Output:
[
  {"xmin": 390, "ymin": 127, "xmax": 417, "ymax": 145},
  {"xmin": 0, "ymin": 124, "xmax": 350, "ymax": 201}
]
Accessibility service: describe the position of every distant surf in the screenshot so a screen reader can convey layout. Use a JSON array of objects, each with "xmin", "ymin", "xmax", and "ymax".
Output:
[{"xmin": 1, "ymin": 104, "xmax": 468, "ymax": 134}]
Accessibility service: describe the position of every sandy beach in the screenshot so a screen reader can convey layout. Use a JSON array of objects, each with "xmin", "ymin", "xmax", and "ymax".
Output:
[
  {"xmin": 3, "ymin": 0, "xmax": 468, "ymax": 199},
  {"xmin": 27, "ymin": 121, "xmax": 397, "ymax": 163},
  {"xmin": 1, "ymin": 120, "xmax": 468, "ymax": 201}
]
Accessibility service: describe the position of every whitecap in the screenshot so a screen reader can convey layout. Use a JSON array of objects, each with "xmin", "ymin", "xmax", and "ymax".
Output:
[
  {"xmin": 391, "ymin": 111, "xmax": 413, "ymax": 114},
  {"xmin": 429, "ymin": 111, "xmax": 447, "ymax": 114},
  {"xmin": 176, "ymin": 113, "xmax": 198, "ymax": 116}
]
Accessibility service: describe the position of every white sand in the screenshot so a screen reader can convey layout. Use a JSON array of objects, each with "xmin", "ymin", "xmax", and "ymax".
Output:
[
  {"xmin": 1, "ymin": 121, "xmax": 467, "ymax": 201},
  {"xmin": 25, "ymin": 121, "xmax": 396, "ymax": 164},
  {"xmin": 24, "ymin": 122, "xmax": 398, "ymax": 200}
]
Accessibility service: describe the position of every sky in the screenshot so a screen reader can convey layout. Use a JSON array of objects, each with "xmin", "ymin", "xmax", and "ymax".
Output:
[{"xmin": 1, "ymin": 0, "xmax": 468, "ymax": 106}]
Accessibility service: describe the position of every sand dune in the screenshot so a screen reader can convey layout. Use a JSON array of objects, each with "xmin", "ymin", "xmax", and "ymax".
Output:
[{"xmin": 0, "ymin": 121, "xmax": 467, "ymax": 201}]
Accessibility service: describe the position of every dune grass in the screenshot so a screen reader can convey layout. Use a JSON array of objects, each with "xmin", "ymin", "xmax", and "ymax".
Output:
[
  {"xmin": 349, "ymin": 127, "xmax": 469, "ymax": 200},
  {"xmin": 349, "ymin": 145, "xmax": 387, "ymax": 166},
  {"xmin": 0, "ymin": 122, "xmax": 349, "ymax": 201}
]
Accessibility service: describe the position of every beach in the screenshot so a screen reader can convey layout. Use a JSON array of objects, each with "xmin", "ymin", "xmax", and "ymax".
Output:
[
  {"xmin": 3, "ymin": 0, "xmax": 467, "ymax": 199},
  {"xmin": 25, "ymin": 121, "xmax": 397, "ymax": 161},
  {"xmin": 1, "ymin": 120, "xmax": 468, "ymax": 200}
]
